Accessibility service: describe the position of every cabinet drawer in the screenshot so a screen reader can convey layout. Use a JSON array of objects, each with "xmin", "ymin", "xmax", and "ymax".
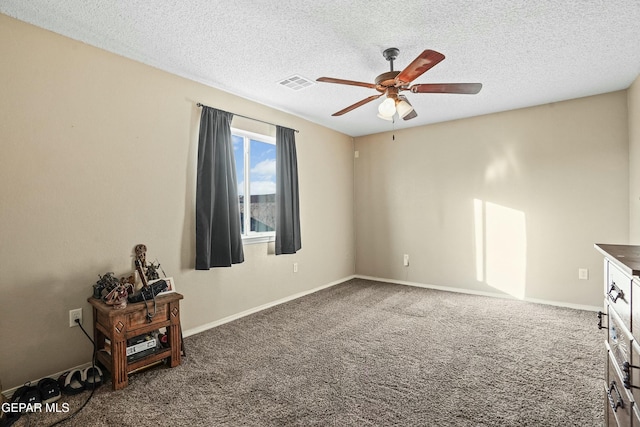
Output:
[
  {"xmin": 607, "ymin": 261, "xmax": 631, "ymax": 330},
  {"xmin": 626, "ymin": 342, "xmax": 640, "ymax": 422},
  {"xmin": 632, "ymin": 279, "xmax": 640, "ymax": 340},
  {"xmin": 126, "ymin": 302, "xmax": 169, "ymax": 331},
  {"xmin": 609, "ymin": 308, "xmax": 632, "ymax": 373},
  {"xmin": 606, "ymin": 350, "xmax": 633, "ymax": 427}
]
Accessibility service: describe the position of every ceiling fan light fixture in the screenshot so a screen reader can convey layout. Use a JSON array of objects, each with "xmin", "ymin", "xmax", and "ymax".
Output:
[
  {"xmin": 377, "ymin": 112, "xmax": 394, "ymax": 121},
  {"xmin": 396, "ymin": 99, "xmax": 413, "ymax": 118},
  {"xmin": 378, "ymin": 97, "xmax": 396, "ymax": 117}
]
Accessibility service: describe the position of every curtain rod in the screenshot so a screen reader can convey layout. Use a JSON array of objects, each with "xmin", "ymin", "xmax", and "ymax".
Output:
[{"xmin": 197, "ymin": 103, "xmax": 299, "ymax": 133}]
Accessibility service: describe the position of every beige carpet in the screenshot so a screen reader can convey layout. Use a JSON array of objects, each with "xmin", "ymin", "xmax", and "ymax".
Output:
[{"xmin": 15, "ymin": 279, "xmax": 603, "ymax": 426}]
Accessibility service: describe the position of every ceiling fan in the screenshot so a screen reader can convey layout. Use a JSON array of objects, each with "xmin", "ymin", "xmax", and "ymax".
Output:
[{"xmin": 316, "ymin": 48, "xmax": 482, "ymax": 121}]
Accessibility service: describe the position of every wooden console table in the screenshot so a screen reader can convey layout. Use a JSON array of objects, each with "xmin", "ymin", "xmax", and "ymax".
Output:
[{"xmin": 88, "ymin": 292, "xmax": 183, "ymax": 390}]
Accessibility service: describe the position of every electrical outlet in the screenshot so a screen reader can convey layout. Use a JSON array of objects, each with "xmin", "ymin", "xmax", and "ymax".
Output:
[
  {"xmin": 578, "ymin": 268, "xmax": 589, "ymax": 280},
  {"xmin": 69, "ymin": 308, "xmax": 82, "ymax": 327},
  {"xmin": 403, "ymin": 254, "xmax": 409, "ymax": 267},
  {"xmin": 293, "ymin": 262, "xmax": 298, "ymax": 273}
]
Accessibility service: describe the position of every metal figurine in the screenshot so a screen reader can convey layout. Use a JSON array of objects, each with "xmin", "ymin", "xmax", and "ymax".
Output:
[{"xmin": 145, "ymin": 261, "xmax": 161, "ymax": 281}]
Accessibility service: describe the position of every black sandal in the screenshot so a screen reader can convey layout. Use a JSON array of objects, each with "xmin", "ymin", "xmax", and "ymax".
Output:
[
  {"xmin": 82, "ymin": 366, "xmax": 103, "ymax": 390},
  {"xmin": 11, "ymin": 382, "xmax": 41, "ymax": 409},
  {"xmin": 57, "ymin": 369, "xmax": 85, "ymax": 395},
  {"xmin": 37, "ymin": 377, "xmax": 61, "ymax": 404}
]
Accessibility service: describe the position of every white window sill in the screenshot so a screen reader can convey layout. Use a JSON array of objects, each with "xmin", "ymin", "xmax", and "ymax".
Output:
[{"xmin": 242, "ymin": 234, "xmax": 275, "ymax": 245}]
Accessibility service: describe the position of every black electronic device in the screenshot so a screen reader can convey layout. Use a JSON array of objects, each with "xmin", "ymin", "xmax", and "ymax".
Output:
[{"xmin": 127, "ymin": 279, "xmax": 168, "ymax": 303}]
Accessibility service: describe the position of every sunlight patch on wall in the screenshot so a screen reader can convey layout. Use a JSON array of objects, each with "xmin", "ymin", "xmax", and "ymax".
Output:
[{"xmin": 474, "ymin": 199, "xmax": 527, "ymax": 299}]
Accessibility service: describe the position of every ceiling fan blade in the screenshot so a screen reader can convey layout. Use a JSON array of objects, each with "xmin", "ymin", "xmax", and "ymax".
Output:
[
  {"xmin": 410, "ymin": 83, "xmax": 483, "ymax": 94},
  {"xmin": 332, "ymin": 94, "xmax": 383, "ymax": 116},
  {"xmin": 395, "ymin": 50, "xmax": 445, "ymax": 85},
  {"xmin": 316, "ymin": 77, "xmax": 377, "ymax": 89},
  {"xmin": 398, "ymin": 95, "xmax": 418, "ymax": 121}
]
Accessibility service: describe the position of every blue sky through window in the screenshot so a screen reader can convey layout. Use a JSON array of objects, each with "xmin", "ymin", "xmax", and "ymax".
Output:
[
  {"xmin": 234, "ymin": 132, "xmax": 277, "ymax": 235},
  {"xmin": 249, "ymin": 139, "xmax": 276, "ymax": 195},
  {"xmin": 233, "ymin": 134, "xmax": 276, "ymax": 196}
]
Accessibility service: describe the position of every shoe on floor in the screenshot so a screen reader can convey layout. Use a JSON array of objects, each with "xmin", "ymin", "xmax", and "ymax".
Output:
[
  {"xmin": 57, "ymin": 369, "xmax": 84, "ymax": 395},
  {"xmin": 82, "ymin": 366, "xmax": 103, "ymax": 390},
  {"xmin": 11, "ymin": 382, "xmax": 41, "ymax": 411},
  {"xmin": 37, "ymin": 377, "xmax": 61, "ymax": 404}
]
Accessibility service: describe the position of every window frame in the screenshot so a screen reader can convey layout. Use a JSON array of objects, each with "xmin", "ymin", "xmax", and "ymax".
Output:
[{"xmin": 232, "ymin": 127, "xmax": 277, "ymax": 245}]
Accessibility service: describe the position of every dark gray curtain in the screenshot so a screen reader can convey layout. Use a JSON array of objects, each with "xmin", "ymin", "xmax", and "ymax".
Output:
[
  {"xmin": 275, "ymin": 126, "xmax": 302, "ymax": 255},
  {"xmin": 195, "ymin": 107, "xmax": 244, "ymax": 269}
]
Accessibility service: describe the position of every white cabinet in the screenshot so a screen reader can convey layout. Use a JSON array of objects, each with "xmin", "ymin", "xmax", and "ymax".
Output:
[{"xmin": 596, "ymin": 244, "xmax": 640, "ymax": 427}]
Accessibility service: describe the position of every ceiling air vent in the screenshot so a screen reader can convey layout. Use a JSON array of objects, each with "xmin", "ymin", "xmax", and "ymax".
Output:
[{"xmin": 278, "ymin": 75, "xmax": 314, "ymax": 91}]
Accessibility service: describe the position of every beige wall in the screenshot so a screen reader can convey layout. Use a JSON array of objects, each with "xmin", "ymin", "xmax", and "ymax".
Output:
[
  {"xmin": 630, "ymin": 76, "xmax": 640, "ymax": 242},
  {"xmin": 0, "ymin": 15, "xmax": 355, "ymax": 389},
  {"xmin": 354, "ymin": 92, "xmax": 629, "ymax": 307}
]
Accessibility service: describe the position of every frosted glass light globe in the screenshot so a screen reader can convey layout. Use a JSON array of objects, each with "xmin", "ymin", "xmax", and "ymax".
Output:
[
  {"xmin": 378, "ymin": 98, "xmax": 396, "ymax": 117},
  {"xmin": 396, "ymin": 100, "xmax": 413, "ymax": 118}
]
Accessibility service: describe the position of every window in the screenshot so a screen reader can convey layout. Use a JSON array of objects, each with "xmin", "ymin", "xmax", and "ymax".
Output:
[{"xmin": 232, "ymin": 128, "xmax": 276, "ymax": 244}]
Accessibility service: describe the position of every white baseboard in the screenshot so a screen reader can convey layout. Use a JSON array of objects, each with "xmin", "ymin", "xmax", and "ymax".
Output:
[
  {"xmin": 355, "ymin": 274, "xmax": 602, "ymax": 312},
  {"xmin": 183, "ymin": 275, "xmax": 356, "ymax": 338}
]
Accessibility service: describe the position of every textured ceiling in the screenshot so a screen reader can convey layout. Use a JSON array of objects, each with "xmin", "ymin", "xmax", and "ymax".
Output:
[{"xmin": 2, "ymin": 1, "xmax": 640, "ymax": 137}]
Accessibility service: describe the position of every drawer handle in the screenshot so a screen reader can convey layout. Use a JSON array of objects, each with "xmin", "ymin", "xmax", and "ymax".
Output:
[
  {"xmin": 622, "ymin": 362, "xmax": 640, "ymax": 390},
  {"xmin": 597, "ymin": 311, "xmax": 607, "ymax": 330},
  {"xmin": 608, "ymin": 380, "xmax": 625, "ymax": 412},
  {"xmin": 608, "ymin": 282, "xmax": 626, "ymax": 303}
]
